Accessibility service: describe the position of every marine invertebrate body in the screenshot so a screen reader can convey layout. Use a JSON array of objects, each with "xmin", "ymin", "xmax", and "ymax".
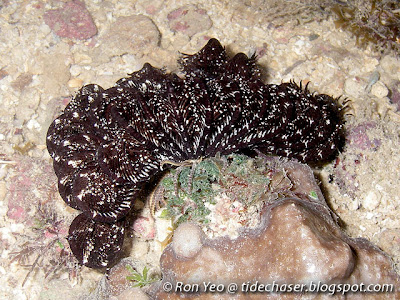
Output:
[{"xmin": 46, "ymin": 38, "xmax": 345, "ymax": 268}]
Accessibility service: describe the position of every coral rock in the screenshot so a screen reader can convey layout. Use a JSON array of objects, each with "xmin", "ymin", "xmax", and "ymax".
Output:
[
  {"xmin": 93, "ymin": 15, "xmax": 160, "ymax": 64},
  {"xmin": 151, "ymin": 158, "xmax": 400, "ymax": 299},
  {"xmin": 44, "ymin": 0, "xmax": 97, "ymax": 40},
  {"xmin": 167, "ymin": 5, "xmax": 212, "ymax": 37}
]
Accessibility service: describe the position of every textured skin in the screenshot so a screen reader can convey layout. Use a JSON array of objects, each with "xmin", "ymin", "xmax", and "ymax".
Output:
[{"xmin": 46, "ymin": 38, "xmax": 345, "ymax": 268}]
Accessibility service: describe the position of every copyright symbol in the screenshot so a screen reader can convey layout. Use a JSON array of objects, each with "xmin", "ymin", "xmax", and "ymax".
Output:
[
  {"xmin": 227, "ymin": 283, "xmax": 238, "ymax": 294},
  {"xmin": 163, "ymin": 282, "xmax": 173, "ymax": 293}
]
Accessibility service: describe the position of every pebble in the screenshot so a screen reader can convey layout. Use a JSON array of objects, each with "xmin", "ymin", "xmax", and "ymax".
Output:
[
  {"xmin": 365, "ymin": 70, "xmax": 380, "ymax": 93},
  {"xmin": 93, "ymin": 15, "xmax": 160, "ymax": 64},
  {"xmin": 132, "ymin": 217, "xmax": 155, "ymax": 239},
  {"xmin": 67, "ymin": 78, "xmax": 83, "ymax": 88},
  {"xmin": 167, "ymin": 5, "xmax": 212, "ymax": 37},
  {"xmin": 370, "ymin": 81, "xmax": 389, "ymax": 98},
  {"xmin": 362, "ymin": 57, "xmax": 379, "ymax": 73},
  {"xmin": 293, "ymin": 39, "xmax": 308, "ymax": 56},
  {"xmin": 44, "ymin": 0, "xmax": 97, "ymax": 40},
  {"xmin": 11, "ymin": 73, "xmax": 33, "ymax": 92},
  {"xmin": 346, "ymin": 122, "xmax": 380, "ymax": 151},
  {"xmin": 344, "ymin": 77, "xmax": 364, "ymax": 98},
  {"xmin": 380, "ymin": 55, "xmax": 400, "ymax": 77},
  {"xmin": 39, "ymin": 46, "xmax": 72, "ymax": 95},
  {"xmin": 362, "ymin": 190, "xmax": 381, "ymax": 211},
  {"xmin": 26, "ymin": 118, "xmax": 41, "ymax": 130},
  {"xmin": 74, "ymin": 53, "xmax": 93, "ymax": 65},
  {"xmin": 69, "ymin": 65, "xmax": 82, "ymax": 77},
  {"xmin": 389, "ymin": 82, "xmax": 400, "ymax": 111},
  {"xmin": 348, "ymin": 199, "xmax": 360, "ymax": 211},
  {"xmin": 172, "ymin": 222, "xmax": 203, "ymax": 259}
]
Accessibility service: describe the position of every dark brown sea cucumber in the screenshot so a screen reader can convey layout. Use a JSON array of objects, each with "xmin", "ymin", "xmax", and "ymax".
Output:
[{"xmin": 46, "ymin": 38, "xmax": 346, "ymax": 268}]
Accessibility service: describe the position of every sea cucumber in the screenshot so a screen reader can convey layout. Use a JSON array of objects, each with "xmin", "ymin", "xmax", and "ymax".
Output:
[{"xmin": 46, "ymin": 38, "xmax": 346, "ymax": 268}]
